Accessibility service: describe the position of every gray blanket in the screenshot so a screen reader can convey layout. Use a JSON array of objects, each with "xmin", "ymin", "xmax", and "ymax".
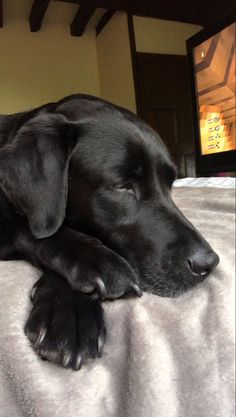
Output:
[{"xmin": 0, "ymin": 187, "xmax": 235, "ymax": 417}]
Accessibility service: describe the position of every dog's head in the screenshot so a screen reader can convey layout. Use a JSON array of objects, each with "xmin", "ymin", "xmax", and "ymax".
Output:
[{"xmin": 0, "ymin": 96, "xmax": 219, "ymax": 296}]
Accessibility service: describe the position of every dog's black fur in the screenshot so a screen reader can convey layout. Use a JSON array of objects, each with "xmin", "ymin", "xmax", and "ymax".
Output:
[{"xmin": 0, "ymin": 94, "xmax": 219, "ymax": 369}]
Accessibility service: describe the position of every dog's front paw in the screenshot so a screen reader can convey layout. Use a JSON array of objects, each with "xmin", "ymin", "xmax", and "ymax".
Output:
[
  {"xmin": 68, "ymin": 242, "xmax": 142, "ymax": 300},
  {"xmin": 25, "ymin": 275, "xmax": 106, "ymax": 370}
]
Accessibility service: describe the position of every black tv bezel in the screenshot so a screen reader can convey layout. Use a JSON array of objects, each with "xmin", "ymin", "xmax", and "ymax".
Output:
[{"xmin": 186, "ymin": 12, "xmax": 236, "ymax": 176}]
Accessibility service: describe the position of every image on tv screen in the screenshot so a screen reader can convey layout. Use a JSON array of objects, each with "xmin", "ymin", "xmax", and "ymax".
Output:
[{"xmin": 193, "ymin": 23, "xmax": 236, "ymax": 155}]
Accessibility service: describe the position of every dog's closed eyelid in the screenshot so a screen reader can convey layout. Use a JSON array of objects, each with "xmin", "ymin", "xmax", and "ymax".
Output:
[
  {"xmin": 112, "ymin": 183, "xmax": 134, "ymax": 193},
  {"xmin": 111, "ymin": 183, "xmax": 142, "ymax": 203}
]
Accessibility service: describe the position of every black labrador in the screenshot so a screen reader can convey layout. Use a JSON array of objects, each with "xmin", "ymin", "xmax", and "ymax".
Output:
[{"xmin": 0, "ymin": 94, "xmax": 219, "ymax": 370}]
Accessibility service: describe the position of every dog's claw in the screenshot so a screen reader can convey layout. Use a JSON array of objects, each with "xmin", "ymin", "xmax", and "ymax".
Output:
[
  {"xmin": 74, "ymin": 354, "xmax": 82, "ymax": 371},
  {"xmin": 97, "ymin": 333, "xmax": 105, "ymax": 357},
  {"xmin": 130, "ymin": 283, "xmax": 143, "ymax": 297},
  {"xmin": 62, "ymin": 352, "xmax": 72, "ymax": 368},
  {"xmin": 30, "ymin": 282, "xmax": 39, "ymax": 302},
  {"xmin": 35, "ymin": 327, "xmax": 47, "ymax": 348},
  {"xmin": 94, "ymin": 277, "xmax": 106, "ymax": 299}
]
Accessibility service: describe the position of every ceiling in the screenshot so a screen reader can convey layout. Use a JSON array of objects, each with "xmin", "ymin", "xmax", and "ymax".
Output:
[{"xmin": 0, "ymin": 0, "xmax": 235, "ymax": 37}]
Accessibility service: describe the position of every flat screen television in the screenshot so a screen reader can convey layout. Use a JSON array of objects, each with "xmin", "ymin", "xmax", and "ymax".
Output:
[{"xmin": 187, "ymin": 13, "xmax": 236, "ymax": 176}]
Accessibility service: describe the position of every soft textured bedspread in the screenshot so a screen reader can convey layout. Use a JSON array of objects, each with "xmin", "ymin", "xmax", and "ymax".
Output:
[{"xmin": 0, "ymin": 187, "xmax": 235, "ymax": 417}]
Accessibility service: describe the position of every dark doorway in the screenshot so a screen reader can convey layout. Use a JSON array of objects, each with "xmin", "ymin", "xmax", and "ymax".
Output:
[{"xmin": 135, "ymin": 53, "xmax": 195, "ymax": 177}]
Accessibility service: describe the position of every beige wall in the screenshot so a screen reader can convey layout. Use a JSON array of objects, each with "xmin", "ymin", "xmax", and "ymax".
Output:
[
  {"xmin": 0, "ymin": 0, "xmax": 100, "ymax": 114},
  {"xmin": 134, "ymin": 17, "xmax": 202, "ymax": 55},
  {"xmin": 96, "ymin": 14, "xmax": 201, "ymax": 114},
  {"xmin": 0, "ymin": 2, "xmax": 202, "ymax": 116},
  {"xmin": 96, "ymin": 12, "xmax": 136, "ymax": 113}
]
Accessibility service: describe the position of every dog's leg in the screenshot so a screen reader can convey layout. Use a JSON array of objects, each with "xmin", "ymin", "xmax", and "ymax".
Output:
[
  {"xmin": 15, "ymin": 226, "xmax": 142, "ymax": 299},
  {"xmin": 25, "ymin": 270, "xmax": 106, "ymax": 370},
  {"xmin": 0, "ymin": 218, "xmax": 20, "ymax": 259}
]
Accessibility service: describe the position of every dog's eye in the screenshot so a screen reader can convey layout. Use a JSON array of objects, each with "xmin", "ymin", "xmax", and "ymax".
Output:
[{"xmin": 113, "ymin": 183, "xmax": 135, "ymax": 194}]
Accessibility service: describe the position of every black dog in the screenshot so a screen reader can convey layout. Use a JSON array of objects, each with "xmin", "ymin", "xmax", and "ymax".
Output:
[{"xmin": 0, "ymin": 94, "xmax": 219, "ymax": 370}]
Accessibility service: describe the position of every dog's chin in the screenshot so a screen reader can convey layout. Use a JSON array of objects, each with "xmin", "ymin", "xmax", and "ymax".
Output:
[{"xmin": 138, "ymin": 270, "xmax": 208, "ymax": 298}]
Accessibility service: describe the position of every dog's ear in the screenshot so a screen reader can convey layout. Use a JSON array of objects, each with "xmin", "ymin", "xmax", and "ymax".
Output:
[{"xmin": 0, "ymin": 113, "xmax": 80, "ymax": 238}]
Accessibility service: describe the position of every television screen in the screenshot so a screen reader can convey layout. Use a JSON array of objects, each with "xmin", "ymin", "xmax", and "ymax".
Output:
[{"xmin": 193, "ymin": 23, "xmax": 235, "ymax": 156}]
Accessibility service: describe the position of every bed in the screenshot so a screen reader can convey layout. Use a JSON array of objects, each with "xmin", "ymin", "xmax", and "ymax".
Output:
[{"xmin": 0, "ymin": 179, "xmax": 235, "ymax": 417}]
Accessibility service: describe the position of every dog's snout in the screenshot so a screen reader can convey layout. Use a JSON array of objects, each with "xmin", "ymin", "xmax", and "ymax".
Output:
[{"xmin": 187, "ymin": 250, "xmax": 219, "ymax": 277}]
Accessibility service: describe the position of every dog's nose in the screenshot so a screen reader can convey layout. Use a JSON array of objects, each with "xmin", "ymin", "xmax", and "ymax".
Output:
[{"xmin": 187, "ymin": 250, "xmax": 219, "ymax": 277}]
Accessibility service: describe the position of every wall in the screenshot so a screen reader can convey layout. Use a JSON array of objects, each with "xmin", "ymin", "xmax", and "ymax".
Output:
[
  {"xmin": 134, "ymin": 17, "xmax": 202, "ymax": 55},
  {"xmin": 0, "ymin": 0, "xmax": 100, "ymax": 114},
  {"xmin": 96, "ymin": 12, "xmax": 136, "ymax": 113},
  {"xmin": 0, "ymin": 2, "xmax": 203, "ymax": 115},
  {"xmin": 96, "ymin": 14, "xmax": 202, "ymax": 114}
]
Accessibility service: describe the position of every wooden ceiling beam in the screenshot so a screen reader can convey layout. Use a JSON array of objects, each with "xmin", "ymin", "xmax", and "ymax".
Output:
[
  {"xmin": 55, "ymin": 0, "xmax": 78, "ymax": 3},
  {"xmin": 71, "ymin": 0, "xmax": 97, "ymax": 36},
  {"xmin": 0, "ymin": 0, "xmax": 3, "ymax": 28},
  {"xmin": 95, "ymin": 0, "xmax": 204, "ymax": 25},
  {"xmin": 96, "ymin": 10, "xmax": 114, "ymax": 36},
  {"xmin": 56, "ymin": 0, "xmax": 204, "ymax": 25},
  {"xmin": 40, "ymin": 0, "xmax": 236, "ymax": 28},
  {"xmin": 29, "ymin": 0, "xmax": 51, "ymax": 32}
]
